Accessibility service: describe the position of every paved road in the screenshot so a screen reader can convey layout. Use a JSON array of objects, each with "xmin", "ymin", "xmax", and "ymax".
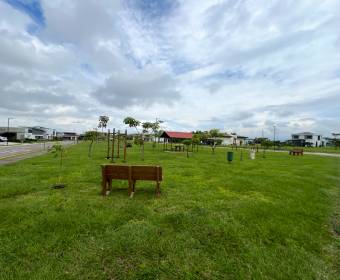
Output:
[{"xmin": 0, "ymin": 141, "xmax": 76, "ymax": 165}]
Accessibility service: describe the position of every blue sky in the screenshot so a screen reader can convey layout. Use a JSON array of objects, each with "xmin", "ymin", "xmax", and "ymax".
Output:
[
  {"xmin": 5, "ymin": 0, "xmax": 44, "ymax": 25},
  {"xmin": 0, "ymin": 0, "xmax": 339, "ymax": 138}
]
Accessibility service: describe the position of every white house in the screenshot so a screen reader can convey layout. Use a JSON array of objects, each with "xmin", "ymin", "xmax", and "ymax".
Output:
[
  {"xmin": 291, "ymin": 132, "xmax": 324, "ymax": 147},
  {"xmin": 57, "ymin": 132, "xmax": 78, "ymax": 141},
  {"xmin": 324, "ymin": 133, "xmax": 340, "ymax": 146},
  {"xmin": 208, "ymin": 133, "xmax": 248, "ymax": 146},
  {"xmin": 17, "ymin": 127, "xmax": 56, "ymax": 140},
  {"xmin": 332, "ymin": 133, "xmax": 340, "ymax": 140}
]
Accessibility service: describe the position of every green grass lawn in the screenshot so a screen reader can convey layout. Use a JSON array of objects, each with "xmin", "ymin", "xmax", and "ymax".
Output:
[{"xmin": 0, "ymin": 142, "xmax": 339, "ymax": 279}]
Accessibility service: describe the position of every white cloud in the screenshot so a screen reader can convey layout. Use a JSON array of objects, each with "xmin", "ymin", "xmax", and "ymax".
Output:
[
  {"xmin": 0, "ymin": 0, "xmax": 339, "ymax": 137},
  {"xmin": 93, "ymin": 66, "xmax": 179, "ymax": 108}
]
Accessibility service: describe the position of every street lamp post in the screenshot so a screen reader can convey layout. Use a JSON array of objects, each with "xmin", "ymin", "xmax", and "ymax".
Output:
[{"xmin": 7, "ymin": 118, "xmax": 14, "ymax": 146}]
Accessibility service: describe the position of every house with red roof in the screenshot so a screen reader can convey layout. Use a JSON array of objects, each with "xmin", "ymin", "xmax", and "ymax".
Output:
[
  {"xmin": 160, "ymin": 131, "xmax": 193, "ymax": 151},
  {"xmin": 160, "ymin": 131, "xmax": 193, "ymax": 139}
]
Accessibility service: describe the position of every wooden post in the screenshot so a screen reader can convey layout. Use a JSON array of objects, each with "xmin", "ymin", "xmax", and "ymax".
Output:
[
  {"xmin": 128, "ymin": 165, "xmax": 133, "ymax": 197},
  {"xmin": 156, "ymin": 166, "xmax": 160, "ymax": 197},
  {"xmin": 117, "ymin": 130, "xmax": 120, "ymax": 158},
  {"xmin": 101, "ymin": 165, "xmax": 108, "ymax": 196},
  {"xmin": 106, "ymin": 129, "xmax": 110, "ymax": 159},
  {"xmin": 111, "ymin": 128, "xmax": 115, "ymax": 163},
  {"xmin": 142, "ymin": 134, "xmax": 145, "ymax": 161},
  {"xmin": 123, "ymin": 129, "xmax": 127, "ymax": 162}
]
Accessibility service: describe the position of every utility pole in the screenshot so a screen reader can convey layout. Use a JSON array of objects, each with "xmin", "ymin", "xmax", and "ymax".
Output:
[{"xmin": 7, "ymin": 118, "xmax": 14, "ymax": 146}]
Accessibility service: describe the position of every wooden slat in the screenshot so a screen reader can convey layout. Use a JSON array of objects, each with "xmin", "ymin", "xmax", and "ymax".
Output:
[
  {"xmin": 101, "ymin": 165, "xmax": 162, "ymax": 181},
  {"xmin": 101, "ymin": 164, "xmax": 163, "ymax": 196}
]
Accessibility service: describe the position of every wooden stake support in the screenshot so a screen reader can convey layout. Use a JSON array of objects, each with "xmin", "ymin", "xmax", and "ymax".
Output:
[
  {"xmin": 106, "ymin": 128, "xmax": 128, "ymax": 162},
  {"xmin": 106, "ymin": 129, "xmax": 110, "ymax": 159},
  {"xmin": 117, "ymin": 130, "xmax": 120, "ymax": 158},
  {"xmin": 124, "ymin": 129, "xmax": 127, "ymax": 162},
  {"xmin": 111, "ymin": 128, "xmax": 115, "ymax": 163}
]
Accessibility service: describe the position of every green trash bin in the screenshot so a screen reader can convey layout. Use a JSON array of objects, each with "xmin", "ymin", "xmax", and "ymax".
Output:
[{"xmin": 227, "ymin": 151, "xmax": 233, "ymax": 163}]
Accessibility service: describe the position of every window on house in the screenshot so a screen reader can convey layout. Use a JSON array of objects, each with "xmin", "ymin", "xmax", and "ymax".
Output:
[
  {"xmin": 305, "ymin": 135, "xmax": 312, "ymax": 139},
  {"xmin": 293, "ymin": 135, "xmax": 299, "ymax": 139}
]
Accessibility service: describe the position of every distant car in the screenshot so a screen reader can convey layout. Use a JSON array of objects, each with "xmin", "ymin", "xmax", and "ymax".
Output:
[{"xmin": 0, "ymin": 136, "xmax": 8, "ymax": 142}]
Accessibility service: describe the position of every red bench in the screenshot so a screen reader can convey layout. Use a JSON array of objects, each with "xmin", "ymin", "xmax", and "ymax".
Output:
[
  {"xmin": 289, "ymin": 149, "xmax": 304, "ymax": 156},
  {"xmin": 101, "ymin": 164, "xmax": 162, "ymax": 197}
]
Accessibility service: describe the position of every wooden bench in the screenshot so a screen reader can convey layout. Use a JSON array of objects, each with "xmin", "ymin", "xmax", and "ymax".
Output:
[
  {"xmin": 174, "ymin": 145, "xmax": 185, "ymax": 152},
  {"xmin": 101, "ymin": 164, "xmax": 162, "ymax": 197},
  {"xmin": 289, "ymin": 149, "xmax": 304, "ymax": 156}
]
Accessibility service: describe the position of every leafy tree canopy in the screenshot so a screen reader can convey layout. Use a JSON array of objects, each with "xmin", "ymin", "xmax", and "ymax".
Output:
[
  {"xmin": 182, "ymin": 139, "xmax": 192, "ymax": 146},
  {"xmin": 123, "ymin": 117, "xmax": 141, "ymax": 132},
  {"xmin": 209, "ymin": 128, "xmax": 225, "ymax": 138},
  {"xmin": 142, "ymin": 122, "xmax": 153, "ymax": 133},
  {"xmin": 85, "ymin": 130, "xmax": 100, "ymax": 141},
  {"xmin": 98, "ymin": 116, "xmax": 109, "ymax": 129}
]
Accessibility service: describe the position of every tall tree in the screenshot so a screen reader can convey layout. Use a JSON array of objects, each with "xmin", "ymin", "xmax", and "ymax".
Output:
[
  {"xmin": 98, "ymin": 116, "xmax": 110, "ymax": 133},
  {"xmin": 142, "ymin": 122, "xmax": 153, "ymax": 134},
  {"xmin": 182, "ymin": 139, "xmax": 192, "ymax": 158},
  {"xmin": 123, "ymin": 117, "xmax": 144, "ymax": 160},
  {"xmin": 123, "ymin": 117, "xmax": 141, "ymax": 133},
  {"xmin": 50, "ymin": 143, "xmax": 66, "ymax": 187},
  {"xmin": 85, "ymin": 130, "xmax": 99, "ymax": 158},
  {"xmin": 141, "ymin": 121, "xmax": 153, "ymax": 158},
  {"xmin": 209, "ymin": 128, "xmax": 221, "ymax": 138},
  {"xmin": 143, "ymin": 119, "xmax": 163, "ymax": 150},
  {"xmin": 151, "ymin": 119, "xmax": 162, "ymax": 150},
  {"xmin": 192, "ymin": 134, "xmax": 201, "ymax": 151}
]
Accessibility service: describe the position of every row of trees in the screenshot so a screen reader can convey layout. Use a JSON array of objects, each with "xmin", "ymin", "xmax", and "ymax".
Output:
[
  {"xmin": 83, "ymin": 115, "xmax": 163, "ymax": 159},
  {"xmin": 88, "ymin": 116, "xmax": 340, "ymax": 160},
  {"xmin": 123, "ymin": 117, "xmax": 163, "ymax": 160}
]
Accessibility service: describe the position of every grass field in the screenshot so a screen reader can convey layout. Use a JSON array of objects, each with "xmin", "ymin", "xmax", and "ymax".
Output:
[
  {"xmin": 220, "ymin": 145, "xmax": 340, "ymax": 154},
  {"xmin": 0, "ymin": 142, "xmax": 339, "ymax": 279},
  {"xmin": 279, "ymin": 146, "xmax": 340, "ymax": 154}
]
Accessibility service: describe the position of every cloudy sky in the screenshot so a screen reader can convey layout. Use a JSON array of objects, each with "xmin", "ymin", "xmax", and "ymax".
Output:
[{"xmin": 0, "ymin": 0, "xmax": 339, "ymax": 138}]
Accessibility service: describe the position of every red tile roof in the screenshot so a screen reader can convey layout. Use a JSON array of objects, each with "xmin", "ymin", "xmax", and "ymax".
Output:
[{"xmin": 161, "ymin": 131, "xmax": 193, "ymax": 139}]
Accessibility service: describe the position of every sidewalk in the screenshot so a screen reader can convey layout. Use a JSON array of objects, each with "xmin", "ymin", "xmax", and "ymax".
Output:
[{"xmin": 0, "ymin": 141, "xmax": 76, "ymax": 165}]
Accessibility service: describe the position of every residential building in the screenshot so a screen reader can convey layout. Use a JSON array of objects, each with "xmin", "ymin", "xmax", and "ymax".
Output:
[
  {"xmin": 291, "ymin": 132, "xmax": 324, "ymax": 147},
  {"xmin": 56, "ymin": 132, "xmax": 78, "ymax": 141},
  {"xmin": 324, "ymin": 133, "xmax": 340, "ymax": 146},
  {"xmin": 205, "ymin": 133, "xmax": 248, "ymax": 146},
  {"xmin": 0, "ymin": 126, "xmax": 56, "ymax": 141},
  {"xmin": 332, "ymin": 133, "xmax": 340, "ymax": 139}
]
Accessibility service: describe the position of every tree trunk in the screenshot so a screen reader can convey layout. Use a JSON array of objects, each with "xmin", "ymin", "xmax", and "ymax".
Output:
[
  {"xmin": 212, "ymin": 143, "xmax": 216, "ymax": 154},
  {"xmin": 58, "ymin": 150, "xmax": 63, "ymax": 183},
  {"xmin": 88, "ymin": 140, "xmax": 94, "ymax": 158},
  {"xmin": 142, "ymin": 143, "xmax": 145, "ymax": 161},
  {"xmin": 139, "ymin": 134, "xmax": 144, "ymax": 161}
]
